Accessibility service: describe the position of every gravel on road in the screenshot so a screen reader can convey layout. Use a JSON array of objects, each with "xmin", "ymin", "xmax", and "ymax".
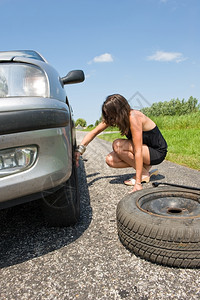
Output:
[{"xmin": 0, "ymin": 130, "xmax": 200, "ymax": 300}]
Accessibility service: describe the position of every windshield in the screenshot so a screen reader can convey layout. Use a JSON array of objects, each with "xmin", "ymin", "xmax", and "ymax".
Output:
[{"xmin": 0, "ymin": 63, "xmax": 49, "ymax": 98}]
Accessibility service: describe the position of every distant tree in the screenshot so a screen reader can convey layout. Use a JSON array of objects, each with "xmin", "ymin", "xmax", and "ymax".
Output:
[
  {"xmin": 141, "ymin": 96, "xmax": 199, "ymax": 117},
  {"xmin": 75, "ymin": 118, "xmax": 87, "ymax": 127},
  {"xmin": 87, "ymin": 124, "xmax": 94, "ymax": 128},
  {"xmin": 185, "ymin": 96, "xmax": 199, "ymax": 114},
  {"xmin": 95, "ymin": 116, "xmax": 102, "ymax": 126},
  {"xmin": 95, "ymin": 120, "xmax": 100, "ymax": 126}
]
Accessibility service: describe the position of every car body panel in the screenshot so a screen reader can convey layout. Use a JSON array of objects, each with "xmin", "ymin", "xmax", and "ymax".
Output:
[
  {"xmin": 0, "ymin": 97, "xmax": 68, "ymax": 112},
  {"xmin": 0, "ymin": 50, "xmax": 46, "ymax": 62},
  {"xmin": 0, "ymin": 50, "xmax": 84, "ymax": 211},
  {"xmin": 0, "ymin": 127, "xmax": 72, "ymax": 204}
]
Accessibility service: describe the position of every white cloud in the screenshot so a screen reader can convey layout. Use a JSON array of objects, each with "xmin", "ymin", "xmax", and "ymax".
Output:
[
  {"xmin": 89, "ymin": 53, "xmax": 113, "ymax": 64},
  {"xmin": 147, "ymin": 51, "xmax": 187, "ymax": 63}
]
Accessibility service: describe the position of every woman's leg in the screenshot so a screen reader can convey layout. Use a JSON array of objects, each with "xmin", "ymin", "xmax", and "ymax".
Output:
[
  {"xmin": 106, "ymin": 139, "xmax": 134, "ymax": 168},
  {"xmin": 106, "ymin": 138, "xmax": 151, "ymax": 176},
  {"xmin": 106, "ymin": 150, "xmax": 131, "ymax": 168}
]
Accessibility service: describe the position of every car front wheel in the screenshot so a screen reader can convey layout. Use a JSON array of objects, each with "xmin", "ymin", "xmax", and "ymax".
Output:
[{"xmin": 42, "ymin": 154, "xmax": 80, "ymax": 227}]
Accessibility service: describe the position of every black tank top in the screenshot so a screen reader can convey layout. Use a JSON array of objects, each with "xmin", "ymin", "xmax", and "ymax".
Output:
[{"xmin": 126, "ymin": 126, "xmax": 167, "ymax": 151}]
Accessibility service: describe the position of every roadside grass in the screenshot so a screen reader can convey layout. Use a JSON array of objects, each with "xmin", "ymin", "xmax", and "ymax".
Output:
[
  {"xmin": 150, "ymin": 112, "xmax": 200, "ymax": 130},
  {"xmin": 97, "ymin": 113, "xmax": 200, "ymax": 170},
  {"xmin": 83, "ymin": 126, "xmax": 119, "ymax": 132},
  {"xmin": 162, "ymin": 129, "xmax": 200, "ymax": 170},
  {"xmin": 98, "ymin": 132, "xmax": 124, "ymax": 142}
]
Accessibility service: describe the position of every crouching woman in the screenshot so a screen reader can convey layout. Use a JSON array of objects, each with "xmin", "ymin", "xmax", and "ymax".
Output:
[{"xmin": 75, "ymin": 94, "xmax": 167, "ymax": 193}]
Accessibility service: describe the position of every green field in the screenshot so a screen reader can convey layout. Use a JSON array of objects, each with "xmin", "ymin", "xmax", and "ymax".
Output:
[{"xmin": 98, "ymin": 113, "xmax": 200, "ymax": 171}]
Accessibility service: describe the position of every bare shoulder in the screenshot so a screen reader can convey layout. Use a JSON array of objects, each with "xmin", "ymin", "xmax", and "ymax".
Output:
[
  {"xmin": 129, "ymin": 110, "xmax": 143, "ymax": 132},
  {"xmin": 130, "ymin": 110, "xmax": 155, "ymax": 130},
  {"xmin": 129, "ymin": 110, "xmax": 144, "ymax": 123}
]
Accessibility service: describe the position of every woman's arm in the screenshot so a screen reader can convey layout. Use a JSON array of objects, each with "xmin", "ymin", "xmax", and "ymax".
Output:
[
  {"xmin": 129, "ymin": 111, "xmax": 143, "ymax": 191},
  {"xmin": 75, "ymin": 122, "xmax": 108, "ymax": 166},
  {"xmin": 79, "ymin": 122, "xmax": 108, "ymax": 147}
]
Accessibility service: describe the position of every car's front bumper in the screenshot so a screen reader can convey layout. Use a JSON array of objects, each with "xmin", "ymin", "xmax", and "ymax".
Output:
[
  {"xmin": 0, "ymin": 127, "xmax": 72, "ymax": 206},
  {"xmin": 0, "ymin": 97, "xmax": 70, "ymax": 135}
]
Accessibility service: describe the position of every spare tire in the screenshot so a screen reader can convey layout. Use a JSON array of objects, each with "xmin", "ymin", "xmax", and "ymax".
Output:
[{"xmin": 116, "ymin": 187, "xmax": 200, "ymax": 268}]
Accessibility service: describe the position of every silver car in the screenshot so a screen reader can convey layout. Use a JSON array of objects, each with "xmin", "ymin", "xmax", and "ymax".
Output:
[{"xmin": 0, "ymin": 50, "xmax": 85, "ymax": 226}]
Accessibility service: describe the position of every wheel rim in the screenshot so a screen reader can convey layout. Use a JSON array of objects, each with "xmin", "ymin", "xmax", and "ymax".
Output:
[{"xmin": 137, "ymin": 191, "xmax": 200, "ymax": 218}]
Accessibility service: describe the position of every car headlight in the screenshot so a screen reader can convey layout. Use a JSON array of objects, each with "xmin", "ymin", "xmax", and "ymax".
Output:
[
  {"xmin": 0, "ymin": 146, "xmax": 37, "ymax": 177},
  {"xmin": 0, "ymin": 63, "xmax": 48, "ymax": 97}
]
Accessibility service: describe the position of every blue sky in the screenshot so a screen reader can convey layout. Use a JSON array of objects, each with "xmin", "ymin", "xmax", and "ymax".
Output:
[{"xmin": 0, "ymin": 0, "xmax": 199, "ymax": 125}]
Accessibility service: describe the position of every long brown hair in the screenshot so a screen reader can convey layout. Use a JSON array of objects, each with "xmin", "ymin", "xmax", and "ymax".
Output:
[{"xmin": 102, "ymin": 94, "xmax": 131, "ymax": 135}]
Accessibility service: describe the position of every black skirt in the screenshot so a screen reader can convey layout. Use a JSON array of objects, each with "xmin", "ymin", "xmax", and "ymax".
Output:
[{"xmin": 126, "ymin": 126, "xmax": 168, "ymax": 165}]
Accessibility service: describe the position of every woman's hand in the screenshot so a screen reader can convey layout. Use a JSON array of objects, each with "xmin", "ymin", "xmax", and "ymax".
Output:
[{"xmin": 128, "ymin": 183, "xmax": 143, "ymax": 193}]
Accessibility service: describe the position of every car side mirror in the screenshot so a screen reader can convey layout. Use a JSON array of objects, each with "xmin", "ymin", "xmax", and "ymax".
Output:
[{"xmin": 61, "ymin": 70, "xmax": 85, "ymax": 85}]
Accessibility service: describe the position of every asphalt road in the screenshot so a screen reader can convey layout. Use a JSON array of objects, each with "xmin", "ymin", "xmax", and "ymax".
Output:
[{"xmin": 0, "ymin": 130, "xmax": 200, "ymax": 300}]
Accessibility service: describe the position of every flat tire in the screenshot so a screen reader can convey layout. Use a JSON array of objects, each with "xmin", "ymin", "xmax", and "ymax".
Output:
[{"xmin": 116, "ymin": 187, "xmax": 200, "ymax": 268}]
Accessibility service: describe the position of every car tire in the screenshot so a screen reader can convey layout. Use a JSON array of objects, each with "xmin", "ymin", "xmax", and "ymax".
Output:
[
  {"xmin": 42, "ymin": 153, "xmax": 80, "ymax": 227},
  {"xmin": 116, "ymin": 187, "xmax": 200, "ymax": 268}
]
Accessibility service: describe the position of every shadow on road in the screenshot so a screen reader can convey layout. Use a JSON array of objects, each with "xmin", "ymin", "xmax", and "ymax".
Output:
[
  {"xmin": 0, "ymin": 159, "xmax": 91, "ymax": 269},
  {"xmin": 87, "ymin": 172, "xmax": 165, "ymax": 187}
]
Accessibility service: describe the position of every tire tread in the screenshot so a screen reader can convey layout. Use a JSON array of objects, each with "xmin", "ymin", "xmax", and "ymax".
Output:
[{"xmin": 116, "ymin": 194, "xmax": 200, "ymax": 268}]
